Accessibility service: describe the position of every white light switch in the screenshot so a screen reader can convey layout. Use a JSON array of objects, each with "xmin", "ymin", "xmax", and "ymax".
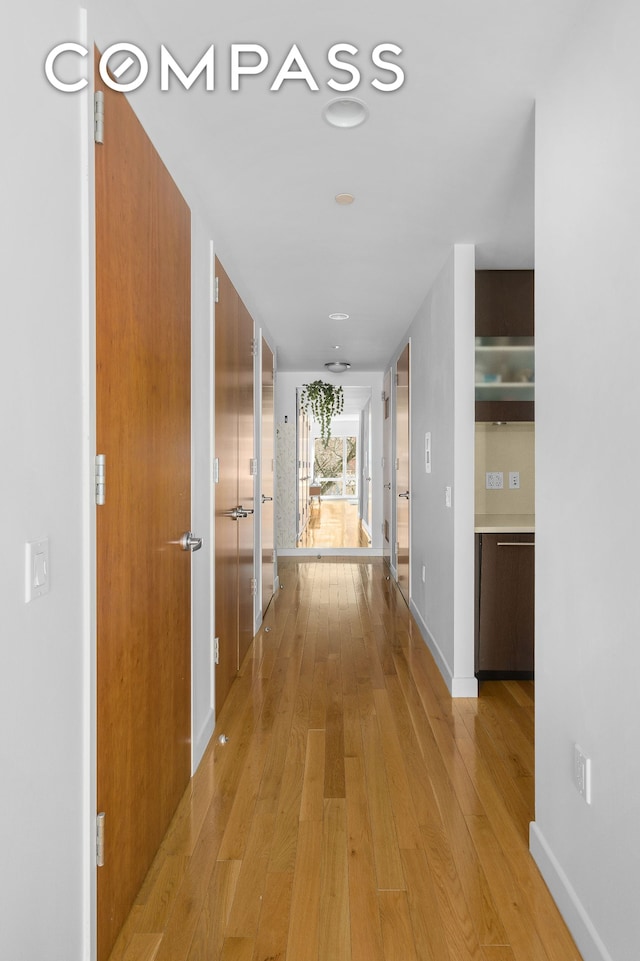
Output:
[{"xmin": 25, "ymin": 538, "xmax": 50, "ymax": 602}]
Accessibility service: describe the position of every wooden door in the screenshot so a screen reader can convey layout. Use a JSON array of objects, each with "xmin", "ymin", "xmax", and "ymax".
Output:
[
  {"xmin": 95, "ymin": 61, "xmax": 191, "ymax": 961},
  {"xmin": 261, "ymin": 337, "xmax": 275, "ymax": 615},
  {"xmin": 382, "ymin": 369, "xmax": 393, "ymax": 565},
  {"xmin": 214, "ymin": 259, "xmax": 240, "ymax": 712},
  {"xmin": 237, "ymin": 298, "xmax": 255, "ymax": 667},
  {"xmin": 396, "ymin": 344, "xmax": 410, "ymax": 601},
  {"xmin": 214, "ymin": 261, "xmax": 256, "ymax": 710}
]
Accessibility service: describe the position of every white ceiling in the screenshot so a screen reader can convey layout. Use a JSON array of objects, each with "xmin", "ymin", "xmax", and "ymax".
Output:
[{"xmin": 101, "ymin": 0, "xmax": 584, "ymax": 372}]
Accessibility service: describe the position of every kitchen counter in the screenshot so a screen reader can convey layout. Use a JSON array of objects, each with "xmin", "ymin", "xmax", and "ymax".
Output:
[{"xmin": 474, "ymin": 513, "xmax": 535, "ymax": 533}]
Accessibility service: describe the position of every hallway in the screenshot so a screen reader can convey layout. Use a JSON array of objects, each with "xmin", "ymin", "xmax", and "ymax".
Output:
[{"xmin": 107, "ymin": 558, "xmax": 581, "ymax": 961}]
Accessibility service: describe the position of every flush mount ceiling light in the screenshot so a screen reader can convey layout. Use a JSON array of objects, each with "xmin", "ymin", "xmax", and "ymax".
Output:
[
  {"xmin": 322, "ymin": 97, "xmax": 369, "ymax": 128},
  {"xmin": 325, "ymin": 361, "xmax": 351, "ymax": 373},
  {"xmin": 329, "ymin": 312, "xmax": 349, "ymax": 321},
  {"xmin": 335, "ymin": 193, "xmax": 355, "ymax": 205}
]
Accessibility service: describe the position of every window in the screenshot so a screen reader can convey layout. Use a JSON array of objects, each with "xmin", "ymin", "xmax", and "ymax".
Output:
[{"xmin": 313, "ymin": 435, "xmax": 357, "ymax": 497}]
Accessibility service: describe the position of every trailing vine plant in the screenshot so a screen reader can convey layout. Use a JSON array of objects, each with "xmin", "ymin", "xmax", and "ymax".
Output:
[{"xmin": 299, "ymin": 380, "xmax": 344, "ymax": 444}]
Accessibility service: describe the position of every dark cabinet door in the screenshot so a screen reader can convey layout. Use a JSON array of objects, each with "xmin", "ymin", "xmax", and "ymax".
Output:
[
  {"xmin": 476, "ymin": 533, "xmax": 535, "ymax": 676},
  {"xmin": 475, "ymin": 270, "xmax": 534, "ymax": 423}
]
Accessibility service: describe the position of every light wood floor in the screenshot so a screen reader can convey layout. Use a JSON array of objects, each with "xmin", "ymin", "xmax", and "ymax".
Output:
[
  {"xmin": 107, "ymin": 557, "xmax": 583, "ymax": 961},
  {"xmin": 298, "ymin": 500, "xmax": 371, "ymax": 549}
]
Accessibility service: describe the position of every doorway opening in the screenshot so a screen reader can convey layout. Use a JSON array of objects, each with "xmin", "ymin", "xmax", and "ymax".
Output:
[{"xmin": 296, "ymin": 386, "xmax": 373, "ymax": 550}]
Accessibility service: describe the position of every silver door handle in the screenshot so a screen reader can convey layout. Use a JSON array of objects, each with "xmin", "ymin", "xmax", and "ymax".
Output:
[
  {"xmin": 223, "ymin": 507, "xmax": 248, "ymax": 520},
  {"xmin": 239, "ymin": 506, "xmax": 254, "ymax": 515},
  {"xmin": 181, "ymin": 531, "xmax": 203, "ymax": 551},
  {"xmin": 398, "ymin": 491, "xmax": 410, "ymax": 499},
  {"xmin": 261, "ymin": 495, "xmax": 273, "ymax": 503}
]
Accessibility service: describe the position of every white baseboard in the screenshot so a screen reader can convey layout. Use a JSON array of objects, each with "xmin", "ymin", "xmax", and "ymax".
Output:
[
  {"xmin": 192, "ymin": 706, "xmax": 215, "ymax": 773},
  {"xmin": 409, "ymin": 599, "xmax": 477, "ymax": 698},
  {"xmin": 529, "ymin": 822, "xmax": 613, "ymax": 961}
]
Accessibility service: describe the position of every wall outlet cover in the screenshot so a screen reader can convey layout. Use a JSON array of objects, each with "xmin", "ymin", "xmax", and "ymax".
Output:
[{"xmin": 486, "ymin": 471, "xmax": 504, "ymax": 490}]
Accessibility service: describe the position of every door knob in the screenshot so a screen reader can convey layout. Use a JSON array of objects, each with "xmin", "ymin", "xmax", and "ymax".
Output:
[
  {"xmin": 398, "ymin": 491, "xmax": 410, "ymax": 499},
  {"xmin": 181, "ymin": 531, "xmax": 203, "ymax": 551}
]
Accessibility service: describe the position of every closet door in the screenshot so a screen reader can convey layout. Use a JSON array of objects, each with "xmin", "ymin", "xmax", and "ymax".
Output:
[
  {"xmin": 95, "ymin": 58, "xmax": 191, "ymax": 960},
  {"xmin": 396, "ymin": 343, "xmax": 410, "ymax": 602},
  {"xmin": 261, "ymin": 338, "xmax": 275, "ymax": 614},
  {"xmin": 214, "ymin": 259, "xmax": 255, "ymax": 712},
  {"xmin": 214, "ymin": 259, "xmax": 240, "ymax": 712}
]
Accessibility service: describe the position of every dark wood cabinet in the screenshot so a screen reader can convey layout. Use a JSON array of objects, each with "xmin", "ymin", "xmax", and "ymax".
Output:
[
  {"xmin": 475, "ymin": 270, "xmax": 534, "ymax": 423},
  {"xmin": 475, "ymin": 532, "xmax": 535, "ymax": 678}
]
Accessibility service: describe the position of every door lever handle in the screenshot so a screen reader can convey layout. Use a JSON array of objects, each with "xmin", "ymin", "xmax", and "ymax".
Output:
[
  {"xmin": 398, "ymin": 491, "xmax": 410, "ymax": 499},
  {"xmin": 239, "ymin": 506, "xmax": 254, "ymax": 515},
  {"xmin": 261, "ymin": 495, "xmax": 273, "ymax": 503},
  {"xmin": 222, "ymin": 507, "xmax": 247, "ymax": 520},
  {"xmin": 181, "ymin": 531, "xmax": 203, "ymax": 551}
]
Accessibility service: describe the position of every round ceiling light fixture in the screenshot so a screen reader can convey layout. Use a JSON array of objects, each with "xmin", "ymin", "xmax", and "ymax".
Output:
[
  {"xmin": 322, "ymin": 97, "xmax": 369, "ymax": 129},
  {"xmin": 329, "ymin": 312, "xmax": 349, "ymax": 321},
  {"xmin": 325, "ymin": 361, "xmax": 351, "ymax": 373},
  {"xmin": 335, "ymin": 192, "xmax": 355, "ymax": 205}
]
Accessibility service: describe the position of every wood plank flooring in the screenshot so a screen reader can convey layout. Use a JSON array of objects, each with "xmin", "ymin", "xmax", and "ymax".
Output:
[
  {"xmin": 107, "ymin": 557, "xmax": 583, "ymax": 961},
  {"xmin": 298, "ymin": 500, "xmax": 371, "ymax": 548}
]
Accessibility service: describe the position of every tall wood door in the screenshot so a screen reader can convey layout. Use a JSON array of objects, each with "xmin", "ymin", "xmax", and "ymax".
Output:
[
  {"xmin": 214, "ymin": 260, "xmax": 239, "ymax": 713},
  {"xmin": 261, "ymin": 337, "xmax": 275, "ymax": 615},
  {"xmin": 382, "ymin": 369, "xmax": 393, "ymax": 566},
  {"xmin": 214, "ymin": 259, "xmax": 255, "ymax": 713},
  {"xmin": 396, "ymin": 344, "xmax": 410, "ymax": 602},
  {"xmin": 237, "ymin": 299, "xmax": 255, "ymax": 667},
  {"xmin": 95, "ymin": 62, "xmax": 192, "ymax": 961}
]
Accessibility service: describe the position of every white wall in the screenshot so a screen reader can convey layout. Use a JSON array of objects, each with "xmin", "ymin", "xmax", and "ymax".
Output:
[
  {"xmin": 275, "ymin": 369, "xmax": 384, "ymax": 550},
  {"xmin": 0, "ymin": 3, "xmax": 90, "ymax": 957},
  {"xmin": 532, "ymin": 2, "xmax": 640, "ymax": 958},
  {"xmin": 389, "ymin": 246, "xmax": 476, "ymax": 697}
]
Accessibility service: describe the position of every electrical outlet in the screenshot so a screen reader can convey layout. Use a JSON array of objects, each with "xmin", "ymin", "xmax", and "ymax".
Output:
[
  {"xmin": 509, "ymin": 471, "xmax": 520, "ymax": 490},
  {"xmin": 485, "ymin": 471, "xmax": 503, "ymax": 490},
  {"xmin": 574, "ymin": 744, "xmax": 592, "ymax": 804}
]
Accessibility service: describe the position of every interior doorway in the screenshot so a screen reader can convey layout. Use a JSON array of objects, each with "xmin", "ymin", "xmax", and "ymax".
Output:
[{"xmin": 296, "ymin": 386, "xmax": 373, "ymax": 550}]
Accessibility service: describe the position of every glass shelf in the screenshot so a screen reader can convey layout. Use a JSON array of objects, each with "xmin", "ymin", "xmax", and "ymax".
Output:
[{"xmin": 475, "ymin": 336, "xmax": 534, "ymax": 403}]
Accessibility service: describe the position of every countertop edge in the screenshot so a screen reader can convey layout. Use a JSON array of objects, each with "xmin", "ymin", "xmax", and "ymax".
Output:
[{"xmin": 474, "ymin": 514, "xmax": 535, "ymax": 534}]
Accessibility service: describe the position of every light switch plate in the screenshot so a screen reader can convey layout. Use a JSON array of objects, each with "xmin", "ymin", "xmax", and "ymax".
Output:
[{"xmin": 25, "ymin": 538, "xmax": 50, "ymax": 602}]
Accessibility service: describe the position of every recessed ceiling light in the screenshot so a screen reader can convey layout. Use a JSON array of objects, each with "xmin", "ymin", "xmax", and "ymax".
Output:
[
  {"xmin": 322, "ymin": 97, "xmax": 369, "ymax": 129},
  {"xmin": 334, "ymin": 345, "xmax": 340, "ymax": 349},
  {"xmin": 325, "ymin": 361, "xmax": 351, "ymax": 373},
  {"xmin": 335, "ymin": 193, "xmax": 355, "ymax": 205},
  {"xmin": 329, "ymin": 312, "xmax": 349, "ymax": 321}
]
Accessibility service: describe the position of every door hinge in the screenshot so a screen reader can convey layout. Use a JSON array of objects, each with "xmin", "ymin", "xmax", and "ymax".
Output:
[
  {"xmin": 96, "ymin": 812, "xmax": 106, "ymax": 867},
  {"xmin": 94, "ymin": 91, "xmax": 104, "ymax": 144},
  {"xmin": 395, "ymin": 457, "xmax": 400, "ymax": 471},
  {"xmin": 214, "ymin": 276, "xmax": 219, "ymax": 304},
  {"xmin": 213, "ymin": 457, "xmax": 219, "ymax": 484},
  {"xmin": 250, "ymin": 457, "xmax": 258, "ymax": 476},
  {"xmin": 381, "ymin": 390, "xmax": 385, "ymax": 401},
  {"xmin": 250, "ymin": 578, "xmax": 257, "ymax": 596},
  {"xmin": 272, "ymin": 549, "xmax": 277, "ymax": 564},
  {"xmin": 251, "ymin": 338, "xmax": 258, "ymax": 357},
  {"xmin": 213, "ymin": 636, "xmax": 220, "ymax": 665},
  {"xmin": 95, "ymin": 454, "xmax": 106, "ymax": 505}
]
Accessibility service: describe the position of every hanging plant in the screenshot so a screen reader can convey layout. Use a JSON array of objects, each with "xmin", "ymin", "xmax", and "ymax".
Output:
[{"xmin": 299, "ymin": 380, "xmax": 344, "ymax": 444}]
